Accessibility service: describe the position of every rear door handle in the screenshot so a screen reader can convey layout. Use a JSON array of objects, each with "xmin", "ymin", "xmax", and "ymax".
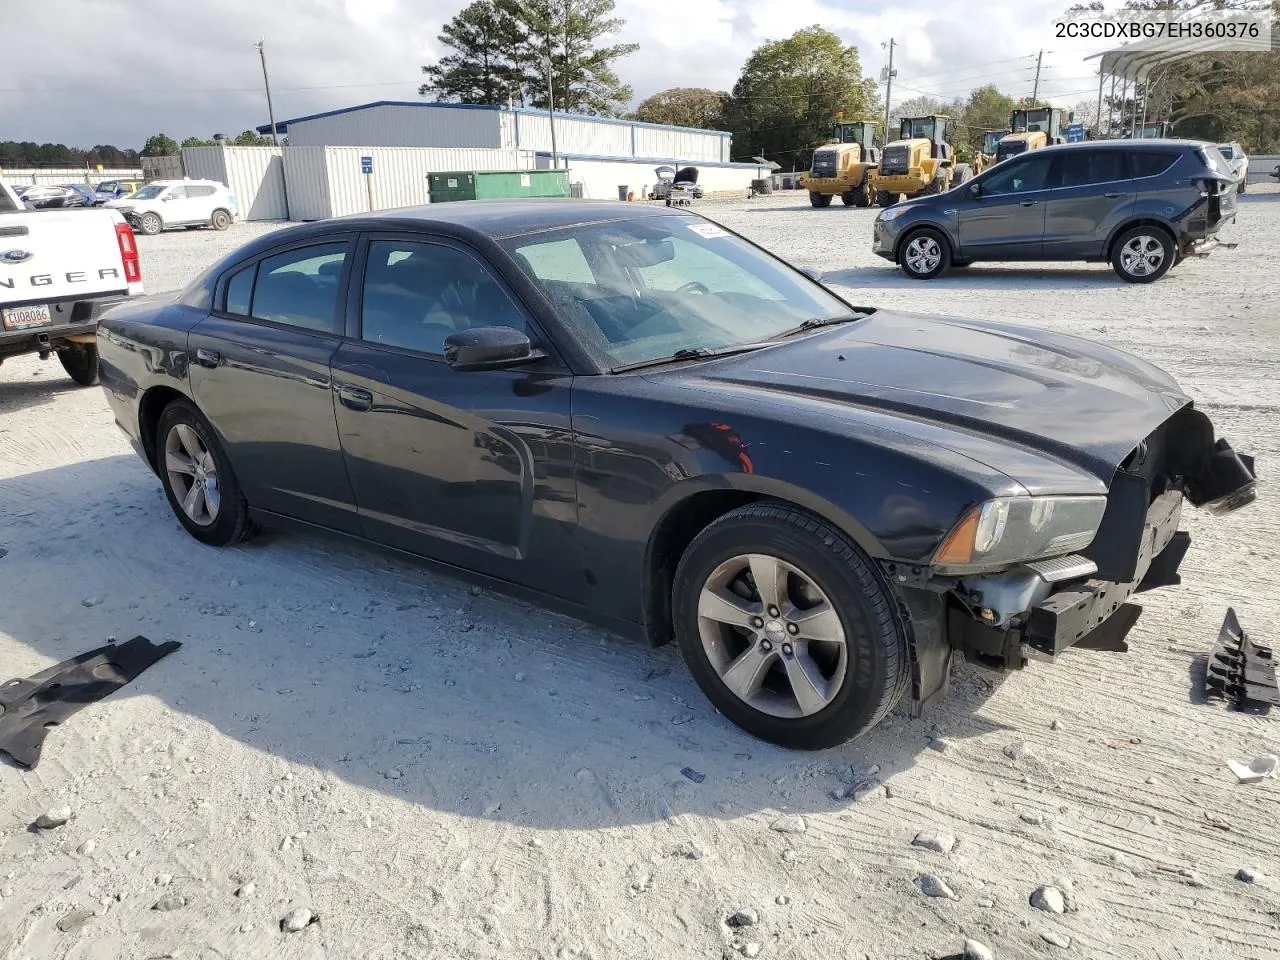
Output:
[
  {"xmin": 338, "ymin": 384, "xmax": 373, "ymax": 412},
  {"xmin": 1020, "ymin": 200, "xmax": 1038, "ymax": 207},
  {"xmin": 194, "ymin": 348, "xmax": 220, "ymax": 368},
  {"xmin": 1103, "ymin": 192, "xmax": 1123, "ymax": 198}
]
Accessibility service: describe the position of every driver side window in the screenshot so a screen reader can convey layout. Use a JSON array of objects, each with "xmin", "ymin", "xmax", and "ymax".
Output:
[
  {"xmin": 360, "ymin": 240, "xmax": 527, "ymax": 356},
  {"xmin": 981, "ymin": 156, "xmax": 1053, "ymax": 196}
]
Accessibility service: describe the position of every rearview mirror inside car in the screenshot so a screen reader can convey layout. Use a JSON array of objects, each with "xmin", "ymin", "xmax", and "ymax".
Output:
[
  {"xmin": 614, "ymin": 237, "xmax": 675, "ymax": 268},
  {"xmin": 444, "ymin": 327, "xmax": 539, "ymax": 372}
]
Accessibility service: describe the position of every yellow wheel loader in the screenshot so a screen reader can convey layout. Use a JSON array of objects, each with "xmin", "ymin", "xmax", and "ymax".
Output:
[
  {"xmin": 980, "ymin": 129, "xmax": 1008, "ymax": 168},
  {"xmin": 868, "ymin": 116, "xmax": 970, "ymax": 206},
  {"xmin": 800, "ymin": 120, "xmax": 881, "ymax": 208},
  {"xmin": 994, "ymin": 107, "xmax": 1069, "ymax": 162}
]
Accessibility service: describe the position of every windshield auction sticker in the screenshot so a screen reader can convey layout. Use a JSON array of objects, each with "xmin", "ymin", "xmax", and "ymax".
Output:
[
  {"xmin": 1055, "ymin": 7, "xmax": 1272, "ymax": 52},
  {"xmin": 688, "ymin": 223, "xmax": 730, "ymax": 238}
]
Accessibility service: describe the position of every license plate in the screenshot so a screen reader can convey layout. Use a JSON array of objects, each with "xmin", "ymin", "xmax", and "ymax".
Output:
[{"xmin": 2, "ymin": 304, "xmax": 53, "ymax": 330}]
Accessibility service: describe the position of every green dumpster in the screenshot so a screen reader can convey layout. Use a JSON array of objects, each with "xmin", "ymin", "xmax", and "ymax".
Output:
[{"xmin": 428, "ymin": 170, "xmax": 570, "ymax": 203}]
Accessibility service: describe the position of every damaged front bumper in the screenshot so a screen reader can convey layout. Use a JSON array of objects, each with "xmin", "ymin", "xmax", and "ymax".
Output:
[{"xmin": 899, "ymin": 429, "xmax": 1257, "ymax": 711}]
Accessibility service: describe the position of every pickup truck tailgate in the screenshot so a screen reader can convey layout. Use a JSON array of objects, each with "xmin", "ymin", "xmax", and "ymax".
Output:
[{"xmin": 0, "ymin": 209, "xmax": 135, "ymax": 308}]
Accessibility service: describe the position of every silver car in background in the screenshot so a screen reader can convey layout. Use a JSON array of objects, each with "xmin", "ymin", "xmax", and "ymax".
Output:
[{"xmin": 1217, "ymin": 142, "xmax": 1249, "ymax": 194}]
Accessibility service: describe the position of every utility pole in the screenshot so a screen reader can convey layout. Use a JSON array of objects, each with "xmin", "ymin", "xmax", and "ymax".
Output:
[
  {"xmin": 1031, "ymin": 48, "xmax": 1044, "ymax": 105},
  {"xmin": 545, "ymin": 54, "xmax": 558, "ymax": 169},
  {"xmin": 882, "ymin": 38, "xmax": 896, "ymax": 138},
  {"xmin": 256, "ymin": 39, "xmax": 279, "ymax": 147}
]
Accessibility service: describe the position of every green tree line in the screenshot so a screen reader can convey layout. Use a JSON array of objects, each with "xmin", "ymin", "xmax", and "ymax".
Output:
[{"xmin": 0, "ymin": 130, "xmax": 274, "ymax": 167}]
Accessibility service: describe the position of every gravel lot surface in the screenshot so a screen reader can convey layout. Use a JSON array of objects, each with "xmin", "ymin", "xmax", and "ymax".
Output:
[{"xmin": 2, "ymin": 189, "xmax": 1278, "ymax": 960}]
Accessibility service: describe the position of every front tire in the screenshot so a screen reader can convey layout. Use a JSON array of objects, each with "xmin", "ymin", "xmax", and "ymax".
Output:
[
  {"xmin": 211, "ymin": 208, "xmax": 232, "ymax": 230},
  {"xmin": 138, "ymin": 212, "xmax": 163, "ymax": 236},
  {"xmin": 57, "ymin": 342, "xmax": 99, "ymax": 385},
  {"xmin": 809, "ymin": 192, "xmax": 832, "ymax": 208},
  {"xmin": 156, "ymin": 400, "xmax": 257, "ymax": 546},
  {"xmin": 672, "ymin": 502, "xmax": 909, "ymax": 749},
  {"xmin": 1111, "ymin": 226, "xmax": 1174, "ymax": 283},
  {"xmin": 874, "ymin": 189, "xmax": 895, "ymax": 207},
  {"xmin": 898, "ymin": 227, "xmax": 952, "ymax": 280}
]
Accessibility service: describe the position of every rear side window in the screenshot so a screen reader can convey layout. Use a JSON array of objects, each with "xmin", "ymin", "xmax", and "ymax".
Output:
[
  {"xmin": 224, "ymin": 266, "xmax": 254, "ymax": 315},
  {"xmin": 250, "ymin": 243, "xmax": 348, "ymax": 333},
  {"xmin": 1058, "ymin": 150, "xmax": 1126, "ymax": 187},
  {"xmin": 1129, "ymin": 151, "xmax": 1179, "ymax": 178}
]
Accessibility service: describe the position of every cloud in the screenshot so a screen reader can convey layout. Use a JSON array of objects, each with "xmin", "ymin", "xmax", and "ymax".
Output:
[{"xmin": 2, "ymin": 0, "xmax": 1112, "ymax": 150}]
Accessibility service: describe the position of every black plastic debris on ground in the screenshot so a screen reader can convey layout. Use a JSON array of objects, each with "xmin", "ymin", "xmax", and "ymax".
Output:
[
  {"xmin": 1206, "ymin": 608, "xmax": 1278, "ymax": 713},
  {"xmin": 680, "ymin": 766, "xmax": 705, "ymax": 784},
  {"xmin": 0, "ymin": 636, "xmax": 181, "ymax": 768}
]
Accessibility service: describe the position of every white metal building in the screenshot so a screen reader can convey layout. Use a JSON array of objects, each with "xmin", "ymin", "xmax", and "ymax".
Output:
[{"xmin": 245, "ymin": 100, "xmax": 765, "ymax": 212}]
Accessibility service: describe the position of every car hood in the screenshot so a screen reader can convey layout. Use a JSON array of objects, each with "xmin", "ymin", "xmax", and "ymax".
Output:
[{"xmin": 679, "ymin": 310, "xmax": 1190, "ymax": 483}]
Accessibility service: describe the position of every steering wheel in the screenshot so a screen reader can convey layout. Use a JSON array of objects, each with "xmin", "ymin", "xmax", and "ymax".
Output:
[{"xmin": 676, "ymin": 281, "xmax": 710, "ymax": 296}]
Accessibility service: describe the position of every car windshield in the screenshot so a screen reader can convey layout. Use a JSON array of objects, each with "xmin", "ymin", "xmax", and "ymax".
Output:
[
  {"xmin": 501, "ymin": 216, "xmax": 859, "ymax": 369},
  {"xmin": 131, "ymin": 184, "xmax": 166, "ymax": 199}
]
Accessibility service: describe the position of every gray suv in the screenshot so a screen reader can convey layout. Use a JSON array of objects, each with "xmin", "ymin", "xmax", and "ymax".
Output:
[{"xmin": 872, "ymin": 140, "xmax": 1238, "ymax": 283}]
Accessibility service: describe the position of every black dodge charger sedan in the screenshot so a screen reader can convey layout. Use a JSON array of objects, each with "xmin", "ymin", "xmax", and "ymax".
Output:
[{"xmin": 97, "ymin": 200, "xmax": 1256, "ymax": 749}]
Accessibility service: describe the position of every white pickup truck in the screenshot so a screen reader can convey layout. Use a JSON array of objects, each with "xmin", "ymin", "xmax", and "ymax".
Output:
[{"xmin": 1, "ymin": 177, "xmax": 144, "ymax": 385}]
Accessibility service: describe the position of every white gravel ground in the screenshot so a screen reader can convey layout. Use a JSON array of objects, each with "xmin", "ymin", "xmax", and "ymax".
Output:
[{"xmin": 2, "ymin": 188, "xmax": 1279, "ymax": 960}]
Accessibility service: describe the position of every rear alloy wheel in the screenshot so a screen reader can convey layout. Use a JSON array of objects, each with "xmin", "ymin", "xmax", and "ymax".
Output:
[
  {"xmin": 809, "ymin": 192, "xmax": 833, "ymax": 208},
  {"xmin": 672, "ymin": 502, "xmax": 908, "ymax": 749},
  {"xmin": 1111, "ymin": 227, "xmax": 1174, "ymax": 283},
  {"xmin": 138, "ymin": 212, "xmax": 163, "ymax": 236},
  {"xmin": 899, "ymin": 228, "xmax": 951, "ymax": 280},
  {"xmin": 211, "ymin": 209, "xmax": 231, "ymax": 230},
  {"xmin": 57, "ymin": 342, "xmax": 99, "ymax": 386},
  {"xmin": 156, "ymin": 400, "xmax": 257, "ymax": 546}
]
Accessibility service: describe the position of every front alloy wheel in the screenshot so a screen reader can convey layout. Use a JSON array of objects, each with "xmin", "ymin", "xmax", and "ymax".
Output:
[
  {"xmin": 900, "ymin": 228, "xmax": 951, "ymax": 280},
  {"xmin": 673, "ymin": 502, "xmax": 908, "ymax": 749}
]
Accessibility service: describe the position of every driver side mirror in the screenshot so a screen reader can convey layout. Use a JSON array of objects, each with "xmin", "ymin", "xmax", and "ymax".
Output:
[
  {"xmin": 444, "ymin": 327, "xmax": 541, "ymax": 372},
  {"xmin": 798, "ymin": 266, "xmax": 824, "ymax": 283},
  {"xmin": 967, "ymin": 182, "xmax": 983, "ymax": 199},
  {"xmin": 160, "ymin": 194, "xmax": 175, "ymax": 201}
]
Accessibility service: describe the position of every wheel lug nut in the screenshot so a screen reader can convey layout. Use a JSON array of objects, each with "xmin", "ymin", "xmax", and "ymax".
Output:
[
  {"xmin": 787, "ymin": 623, "xmax": 798, "ymax": 635},
  {"xmin": 751, "ymin": 617, "xmax": 764, "ymax": 628},
  {"xmin": 767, "ymin": 605, "xmax": 780, "ymax": 617},
  {"xmin": 761, "ymin": 639, "xmax": 773, "ymax": 651},
  {"xmin": 782, "ymin": 643, "xmax": 793, "ymax": 656}
]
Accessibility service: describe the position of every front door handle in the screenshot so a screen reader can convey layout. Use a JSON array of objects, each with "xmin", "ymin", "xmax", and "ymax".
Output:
[
  {"xmin": 1103, "ymin": 191, "xmax": 1123, "ymax": 198},
  {"xmin": 194, "ymin": 348, "xmax": 220, "ymax": 368},
  {"xmin": 1020, "ymin": 200, "xmax": 1038, "ymax": 207},
  {"xmin": 338, "ymin": 384, "xmax": 373, "ymax": 412}
]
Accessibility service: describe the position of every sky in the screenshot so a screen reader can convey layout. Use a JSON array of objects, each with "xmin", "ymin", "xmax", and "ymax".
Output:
[{"xmin": 3, "ymin": 0, "xmax": 1121, "ymax": 150}]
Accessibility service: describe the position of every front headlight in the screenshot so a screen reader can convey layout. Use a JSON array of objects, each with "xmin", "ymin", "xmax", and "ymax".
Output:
[
  {"xmin": 933, "ymin": 496, "xmax": 1107, "ymax": 571},
  {"xmin": 877, "ymin": 206, "xmax": 910, "ymax": 222}
]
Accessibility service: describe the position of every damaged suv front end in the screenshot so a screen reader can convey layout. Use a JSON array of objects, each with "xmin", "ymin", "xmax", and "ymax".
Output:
[{"xmin": 899, "ymin": 404, "xmax": 1257, "ymax": 708}]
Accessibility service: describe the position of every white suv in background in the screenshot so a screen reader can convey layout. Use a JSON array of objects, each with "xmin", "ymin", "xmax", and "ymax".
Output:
[
  {"xmin": 107, "ymin": 179, "xmax": 238, "ymax": 235},
  {"xmin": 1217, "ymin": 142, "xmax": 1249, "ymax": 194}
]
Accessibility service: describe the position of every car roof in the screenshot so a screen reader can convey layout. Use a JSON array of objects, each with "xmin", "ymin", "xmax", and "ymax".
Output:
[
  {"xmin": 333, "ymin": 199, "xmax": 697, "ymax": 240},
  {"xmin": 1030, "ymin": 139, "xmax": 1205, "ymax": 155}
]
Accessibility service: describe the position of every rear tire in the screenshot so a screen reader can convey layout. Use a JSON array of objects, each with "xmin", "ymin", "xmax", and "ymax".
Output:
[
  {"xmin": 138, "ymin": 212, "xmax": 162, "ymax": 236},
  {"xmin": 57, "ymin": 342, "xmax": 99, "ymax": 386},
  {"xmin": 952, "ymin": 164, "xmax": 972, "ymax": 186},
  {"xmin": 841, "ymin": 191, "xmax": 857, "ymax": 206},
  {"xmin": 156, "ymin": 399, "xmax": 258, "ymax": 547},
  {"xmin": 874, "ymin": 189, "xmax": 895, "ymax": 207},
  {"xmin": 211, "ymin": 208, "xmax": 232, "ymax": 230},
  {"xmin": 672, "ymin": 502, "xmax": 908, "ymax": 749},
  {"xmin": 809, "ymin": 192, "xmax": 832, "ymax": 208},
  {"xmin": 1111, "ymin": 226, "xmax": 1174, "ymax": 283},
  {"xmin": 1237, "ymin": 180, "xmax": 1247, "ymax": 195},
  {"xmin": 898, "ymin": 227, "xmax": 951, "ymax": 280}
]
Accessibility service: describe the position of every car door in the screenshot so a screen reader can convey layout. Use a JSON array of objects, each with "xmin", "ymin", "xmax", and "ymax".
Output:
[
  {"xmin": 329, "ymin": 234, "xmax": 579, "ymax": 600},
  {"xmin": 955, "ymin": 153, "xmax": 1054, "ymax": 259},
  {"xmin": 1042, "ymin": 148, "xmax": 1132, "ymax": 259},
  {"xmin": 158, "ymin": 184, "xmax": 196, "ymax": 224},
  {"xmin": 182, "ymin": 184, "xmax": 218, "ymax": 224},
  {"xmin": 187, "ymin": 237, "xmax": 362, "ymax": 534}
]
